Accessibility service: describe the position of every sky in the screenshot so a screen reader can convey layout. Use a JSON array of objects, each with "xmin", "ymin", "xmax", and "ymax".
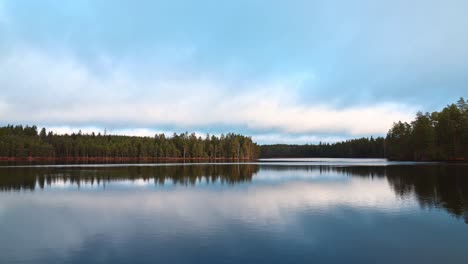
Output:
[{"xmin": 0, "ymin": 0, "xmax": 467, "ymax": 144}]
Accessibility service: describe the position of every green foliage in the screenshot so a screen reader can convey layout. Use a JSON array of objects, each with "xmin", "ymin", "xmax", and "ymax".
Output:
[
  {"xmin": 260, "ymin": 137, "xmax": 385, "ymax": 158},
  {"xmin": 0, "ymin": 126, "xmax": 259, "ymax": 160},
  {"xmin": 386, "ymin": 97, "xmax": 468, "ymax": 161}
]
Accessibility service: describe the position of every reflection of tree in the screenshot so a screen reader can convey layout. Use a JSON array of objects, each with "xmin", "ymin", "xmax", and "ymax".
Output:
[
  {"xmin": 259, "ymin": 165, "xmax": 388, "ymax": 178},
  {"xmin": 0, "ymin": 164, "xmax": 259, "ymax": 191},
  {"xmin": 2, "ymin": 164, "xmax": 468, "ymax": 223},
  {"xmin": 328, "ymin": 165, "xmax": 468, "ymax": 224},
  {"xmin": 259, "ymin": 165, "xmax": 468, "ymax": 223},
  {"xmin": 384, "ymin": 166, "xmax": 468, "ymax": 224}
]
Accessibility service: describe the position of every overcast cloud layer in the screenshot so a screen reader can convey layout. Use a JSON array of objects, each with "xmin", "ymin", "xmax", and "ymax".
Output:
[{"xmin": 0, "ymin": 0, "xmax": 467, "ymax": 143}]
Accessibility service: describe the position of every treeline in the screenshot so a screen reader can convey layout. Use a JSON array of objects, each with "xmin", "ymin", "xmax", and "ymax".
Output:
[
  {"xmin": 386, "ymin": 98, "xmax": 468, "ymax": 161},
  {"xmin": 260, "ymin": 137, "xmax": 385, "ymax": 158},
  {"xmin": 0, "ymin": 126, "xmax": 259, "ymax": 160}
]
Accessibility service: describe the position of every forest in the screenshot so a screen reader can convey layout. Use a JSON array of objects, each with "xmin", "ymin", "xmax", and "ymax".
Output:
[
  {"xmin": 260, "ymin": 137, "xmax": 385, "ymax": 158},
  {"xmin": 385, "ymin": 97, "xmax": 468, "ymax": 161},
  {"xmin": 0, "ymin": 127, "xmax": 259, "ymax": 161}
]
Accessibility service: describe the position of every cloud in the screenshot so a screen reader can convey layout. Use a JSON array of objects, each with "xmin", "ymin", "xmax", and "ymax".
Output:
[
  {"xmin": 2, "ymin": 0, "xmax": 466, "ymax": 143},
  {"xmin": 0, "ymin": 48, "xmax": 415, "ymax": 141},
  {"xmin": 253, "ymin": 134, "xmax": 348, "ymax": 145},
  {"xmin": 1, "ymin": 0, "xmax": 467, "ymax": 114}
]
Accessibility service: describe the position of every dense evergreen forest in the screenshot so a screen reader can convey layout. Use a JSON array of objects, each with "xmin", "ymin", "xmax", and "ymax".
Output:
[
  {"xmin": 260, "ymin": 137, "xmax": 385, "ymax": 158},
  {"xmin": 386, "ymin": 98, "xmax": 468, "ymax": 161},
  {"xmin": 0, "ymin": 126, "xmax": 259, "ymax": 160}
]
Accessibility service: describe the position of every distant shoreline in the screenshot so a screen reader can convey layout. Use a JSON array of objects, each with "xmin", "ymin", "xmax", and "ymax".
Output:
[
  {"xmin": 258, "ymin": 157, "xmax": 466, "ymax": 162},
  {"xmin": 1, "ymin": 156, "xmax": 465, "ymax": 164},
  {"xmin": 0, "ymin": 157, "xmax": 254, "ymax": 162}
]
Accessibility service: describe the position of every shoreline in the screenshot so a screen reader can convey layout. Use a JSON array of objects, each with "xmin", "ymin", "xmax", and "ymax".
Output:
[
  {"xmin": 1, "ymin": 156, "xmax": 465, "ymax": 164},
  {"xmin": 0, "ymin": 157, "xmax": 254, "ymax": 162}
]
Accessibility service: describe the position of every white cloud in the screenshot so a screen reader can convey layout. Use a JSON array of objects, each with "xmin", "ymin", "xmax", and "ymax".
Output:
[
  {"xmin": 253, "ymin": 134, "xmax": 347, "ymax": 144},
  {"xmin": 0, "ymin": 48, "xmax": 416, "ymax": 141}
]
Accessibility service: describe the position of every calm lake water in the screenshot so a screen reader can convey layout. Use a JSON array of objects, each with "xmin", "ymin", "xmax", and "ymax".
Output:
[{"xmin": 0, "ymin": 159, "xmax": 467, "ymax": 263}]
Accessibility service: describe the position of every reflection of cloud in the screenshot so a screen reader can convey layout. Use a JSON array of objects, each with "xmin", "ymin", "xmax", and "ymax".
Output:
[
  {"xmin": 9, "ymin": 177, "xmax": 415, "ymax": 220},
  {"xmin": 0, "ymin": 176, "xmax": 416, "ymax": 262}
]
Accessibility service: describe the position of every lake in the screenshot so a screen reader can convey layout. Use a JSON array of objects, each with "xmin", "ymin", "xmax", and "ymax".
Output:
[{"xmin": 0, "ymin": 159, "xmax": 467, "ymax": 263}]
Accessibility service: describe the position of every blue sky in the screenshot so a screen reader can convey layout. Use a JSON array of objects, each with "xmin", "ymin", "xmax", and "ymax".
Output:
[{"xmin": 0, "ymin": 0, "xmax": 467, "ymax": 143}]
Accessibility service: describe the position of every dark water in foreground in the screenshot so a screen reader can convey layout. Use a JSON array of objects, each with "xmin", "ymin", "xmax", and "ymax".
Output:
[{"xmin": 0, "ymin": 159, "xmax": 467, "ymax": 263}]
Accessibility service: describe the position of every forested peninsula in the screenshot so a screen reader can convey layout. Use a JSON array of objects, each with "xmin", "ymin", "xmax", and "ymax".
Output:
[
  {"xmin": 0, "ymin": 129, "xmax": 259, "ymax": 161},
  {"xmin": 0, "ymin": 98, "xmax": 466, "ymax": 162}
]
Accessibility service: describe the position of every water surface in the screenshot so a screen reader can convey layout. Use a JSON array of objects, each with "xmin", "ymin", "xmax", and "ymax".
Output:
[{"xmin": 0, "ymin": 160, "xmax": 467, "ymax": 263}]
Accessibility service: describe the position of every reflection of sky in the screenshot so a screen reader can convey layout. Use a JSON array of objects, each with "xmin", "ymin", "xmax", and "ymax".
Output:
[
  {"xmin": 1, "ymin": 165, "xmax": 467, "ymax": 263},
  {"xmin": 34, "ymin": 165, "xmax": 350, "ymax": 191},
  {"xmin": 20, "ymin": 161, "xmax": 433, "ymax": 193},
  {"xmin": 0, "ymin": 174, "xmax": 419, "ymax": 263}
]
